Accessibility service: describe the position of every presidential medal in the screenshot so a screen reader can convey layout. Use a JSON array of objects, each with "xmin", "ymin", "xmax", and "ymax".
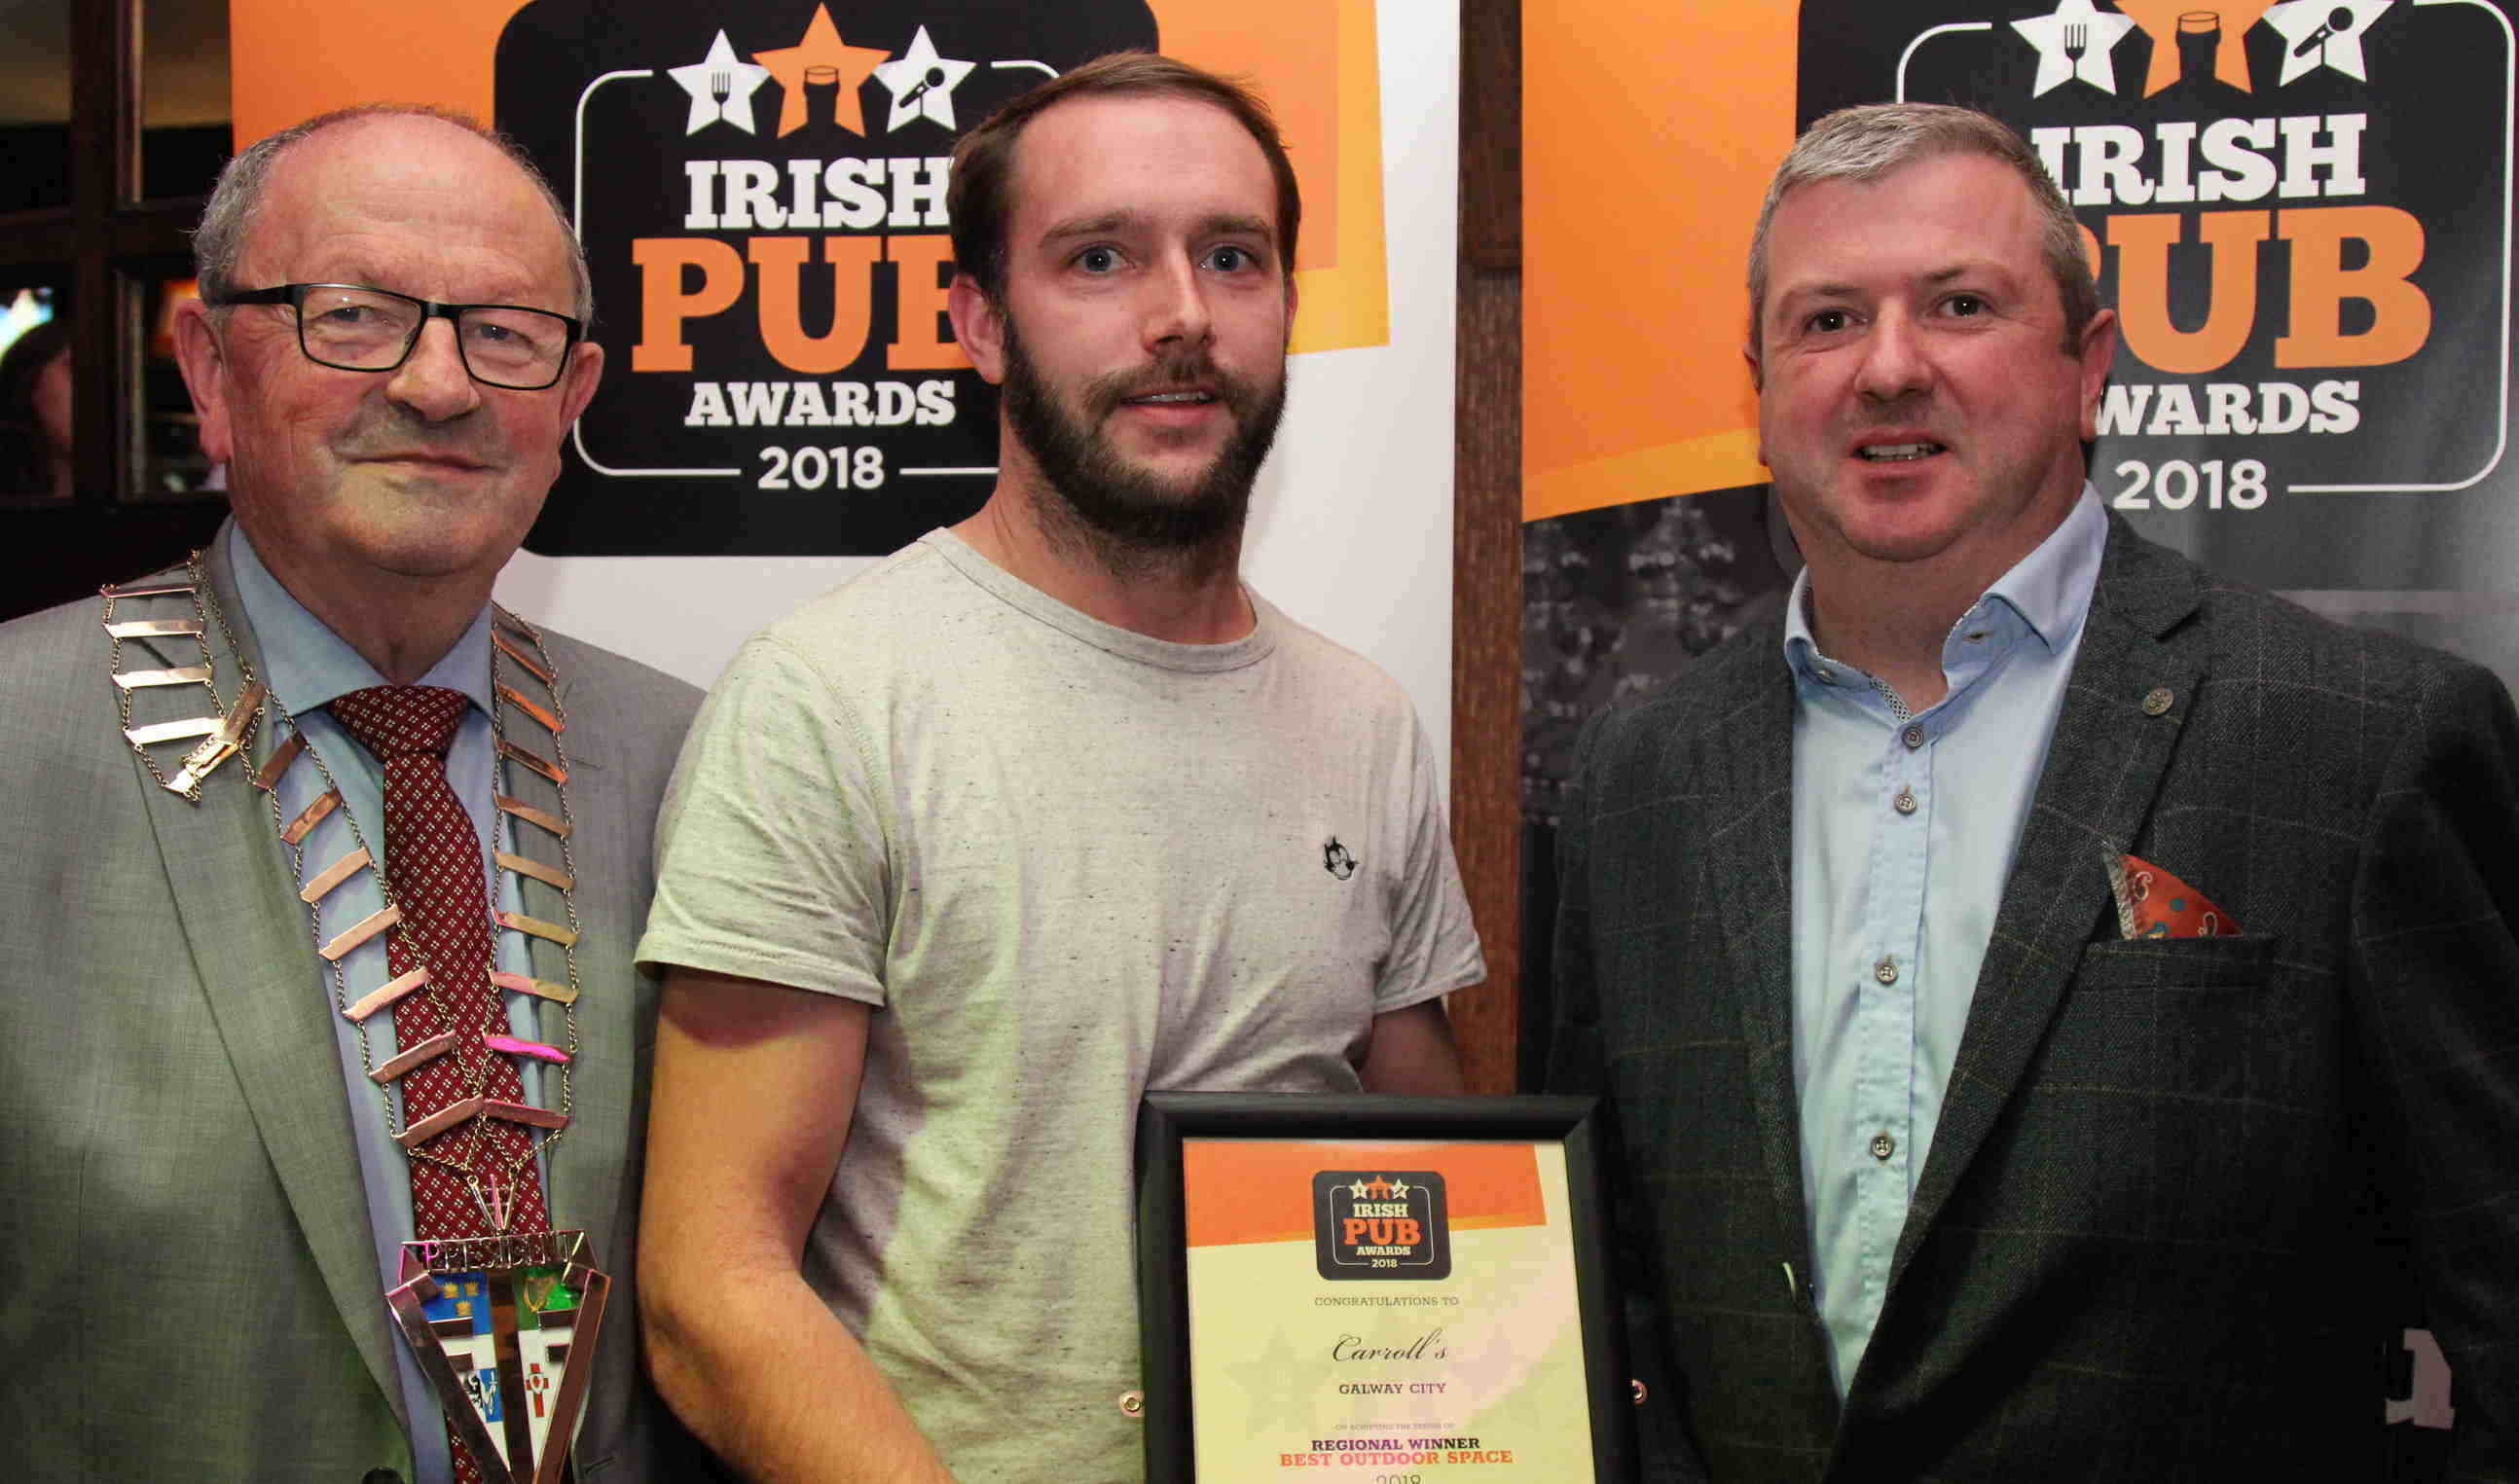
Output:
[{"xmin": 387, "ymin": 1229, "xmax": 611, "ymax": 1484}]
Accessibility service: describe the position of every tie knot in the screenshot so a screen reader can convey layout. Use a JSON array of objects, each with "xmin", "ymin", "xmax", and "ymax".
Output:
[{"xmin": 329, "ymin": 685, "xmax": 469, "ymax": 761}]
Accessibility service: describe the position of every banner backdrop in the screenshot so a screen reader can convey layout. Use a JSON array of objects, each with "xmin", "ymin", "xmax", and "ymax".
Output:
[
  {"xmin": 1525, "ymin": 0, "xmax": 2497, "ymax": 1464},
  {"xmin": 1527, "ymin": 1, "xmax": 2518, "ymax": 684},
  {"xmin": 235, "ymin": 1, "xmax": 1459, "ymax": 761}
]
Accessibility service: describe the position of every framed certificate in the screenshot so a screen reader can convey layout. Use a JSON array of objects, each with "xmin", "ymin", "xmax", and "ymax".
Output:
[{"xmin": 1135, "ymin": 1094, "xmax": 1633, "ymax": 1482}]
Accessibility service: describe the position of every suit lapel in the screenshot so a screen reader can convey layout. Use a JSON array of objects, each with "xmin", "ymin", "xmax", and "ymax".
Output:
[
  {"xmin": 1889, "ymin": 520, "xmax": 2207, "ymax": 1283},
  {"xmin": 134, "ymin": 535, "xmax": 407, "ymax": 1419},
  {"xmin": 1704, "ymin": 640, "xmax": 1821, "ymax": 1284}
]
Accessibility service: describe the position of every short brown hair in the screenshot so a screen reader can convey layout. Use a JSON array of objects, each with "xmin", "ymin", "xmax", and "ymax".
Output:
[
  {"xmin": 1747, "ymin": 102, "xmax": 2096, "ymax": 359},
  {"xmin": 947, "ymin": 52, "xmax": 1301, "ymax": 303}
]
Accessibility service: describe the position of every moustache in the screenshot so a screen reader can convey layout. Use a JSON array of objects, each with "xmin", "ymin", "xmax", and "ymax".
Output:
[
  {"xmin": 1082, "ymin": 350, "xmax": 1263, "ymax": 420},
  {"xmin": 331, "ymin": 403, "xmax": 506, "ymax": 467}
]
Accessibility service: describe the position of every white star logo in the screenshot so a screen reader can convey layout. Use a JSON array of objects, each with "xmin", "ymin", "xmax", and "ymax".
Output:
[
  {"xmin": 2264, "ymin": 0, "xmax": 2392, "ymax": 85},
  {"xmin": 667, "ymin": 30, "xmax": 773, "ymax": 136},
  {"xmin": 873, "ymin": 26, "xmax": 977, "ymax": 132},
  {"xmin": 2012, "ymin": 0, "xmax": 2139, "ymax": 96}
]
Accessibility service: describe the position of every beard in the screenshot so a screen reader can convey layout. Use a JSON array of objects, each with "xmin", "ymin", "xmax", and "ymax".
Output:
[{"xmin": 998, "ymin": 312, "xmax": 1287, "ymax": 552}]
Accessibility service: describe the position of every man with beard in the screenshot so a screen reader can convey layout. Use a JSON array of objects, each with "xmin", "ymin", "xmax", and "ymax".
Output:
[{"xmin": 634, "ymin": 54, "xmax": 1483, "ymax": 1483}]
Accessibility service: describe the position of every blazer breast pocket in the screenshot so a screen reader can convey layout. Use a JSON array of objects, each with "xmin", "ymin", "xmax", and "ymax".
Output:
[
  {"xmin": 2040, "ymin": 933, "xmax": 2287, "ymax": 1102},
  {"xmin": 2019, "ymin": 933, "xmax": 2336, "ymax": 1247},
  {"xmin": 2072, "ymin": 931, "xmax": 2279, "ymax": 990}
]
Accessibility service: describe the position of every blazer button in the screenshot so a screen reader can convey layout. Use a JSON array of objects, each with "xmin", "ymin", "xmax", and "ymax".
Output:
[{"xmin": 2141, "ymin": 686, "xmax": 2174, "ymax": 716}]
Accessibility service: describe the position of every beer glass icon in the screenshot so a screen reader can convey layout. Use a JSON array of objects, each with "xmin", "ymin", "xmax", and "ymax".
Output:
[
  {"xmin": 804, "ymin": 64, "xmax": 841, "ymax": 127},
  {"xmin": 2176, "ymin": 12, "xmax": 2222, "ymax": 86}
]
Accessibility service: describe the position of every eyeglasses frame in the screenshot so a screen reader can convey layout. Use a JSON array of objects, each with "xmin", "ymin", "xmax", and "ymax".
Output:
[{"xmin": 208, "ymin": 282, "xmax": 586, "ymax": 391}]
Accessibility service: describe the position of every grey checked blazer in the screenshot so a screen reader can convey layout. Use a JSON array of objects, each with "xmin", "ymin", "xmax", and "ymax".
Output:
[
  {"xmin": 0, "ymin": 529, "xmax": 703, "ymax": 1482},
  {"xmin": 1550, "ymin": 517, "xmax": 2519, "ymax": 1481}
]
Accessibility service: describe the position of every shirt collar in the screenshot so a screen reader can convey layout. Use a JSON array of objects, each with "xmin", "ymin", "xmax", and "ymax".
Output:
[
  {"xmin": 225, "ymin": 523, "xmax": 496, "ymax": 719},
  {"xmin": 1979, "ymin": 485, "xmax": 2106, "ymax": 656},
  {"xmin": 1781, "ymin": 484, "xmax": 2106, "ymax": 678}
]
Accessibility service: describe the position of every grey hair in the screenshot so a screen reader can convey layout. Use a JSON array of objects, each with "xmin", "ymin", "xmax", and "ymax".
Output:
[
  {"xmin": 1745, "ymin": 102, "xmax": 2095, "ymax": 359},
  {"xmin": 193, "ymin": 104, "xmax": 593, "ymax": 324}
]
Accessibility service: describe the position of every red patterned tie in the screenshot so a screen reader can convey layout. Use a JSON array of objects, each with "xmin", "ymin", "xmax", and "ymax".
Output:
[{"xmin": 331, "ymin": 685, "xmax": 550, "ymax": 1482}]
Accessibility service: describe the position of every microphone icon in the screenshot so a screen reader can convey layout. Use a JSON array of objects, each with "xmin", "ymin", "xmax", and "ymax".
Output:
[
  {"xmin": 901, "ymin": 65, "xmax": 952, "ymax": 110},
  {"xmin": 2294, "ymin": 6, "xmax": 2357, "ymax": 56}
]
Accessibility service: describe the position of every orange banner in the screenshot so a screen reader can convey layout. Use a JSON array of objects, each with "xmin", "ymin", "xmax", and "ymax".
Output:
[
  {"xmin": 1183, "ymin": 1139, "xmax": 1548, "ymax": 1249},
  {"xmin": 231, "ymin": 0, "xmax": 1386, "ymax": 352},
  {"xmin": 1522, "ymin": 0, "xmax": 1799, "ymax": 520}
]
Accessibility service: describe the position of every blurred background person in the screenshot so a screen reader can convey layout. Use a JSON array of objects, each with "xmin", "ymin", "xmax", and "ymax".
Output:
[{"xmin": 0, "ymin": 317, "xmax": 71, "ymax": 500}]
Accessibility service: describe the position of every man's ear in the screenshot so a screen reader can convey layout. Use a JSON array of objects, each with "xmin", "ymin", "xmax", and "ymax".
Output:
[
  {"xmin": 947, "ymin": 273, "xmax": 1008, "ymax": 386},
  {"xmin": 556, "ymin": 338, "xmax": 605, "ymax": 428},
  {"xmin": 1743, "ymin": 339, "xmax": 1767, "ymax": 466},
  {"xmin": 171, "ymin": 298, "xmax": 234, "ymax": 465},
  {"xmin": 2075, "ymin": 307, "xmax": 2118, "ymax": 440}
]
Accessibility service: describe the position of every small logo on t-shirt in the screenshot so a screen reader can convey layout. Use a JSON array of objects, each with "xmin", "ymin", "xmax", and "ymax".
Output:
[{"xmin": 1323, "ymin": 838, "xmax": 1357, "ymax": 880}]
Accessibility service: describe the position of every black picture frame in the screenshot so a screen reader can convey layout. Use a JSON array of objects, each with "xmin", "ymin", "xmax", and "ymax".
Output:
[{"xmin": 1134, "ymin": 1092, "xmax": 1634, "ymax": 1482}]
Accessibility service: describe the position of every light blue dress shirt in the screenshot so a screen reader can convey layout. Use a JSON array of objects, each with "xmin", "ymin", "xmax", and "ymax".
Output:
[
  {"xmin": 1783, "ymin": 489, "xmax": 2106, "ymax": 1396},
  {"xmin": 230, "ymin": 525, "xmax": 548, "ymax": 1484}
]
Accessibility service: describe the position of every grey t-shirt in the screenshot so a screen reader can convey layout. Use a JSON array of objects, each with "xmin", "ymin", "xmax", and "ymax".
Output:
[{"xmin": 639, "ymin": 530, "xmax": 1484, "ymax": 1480}]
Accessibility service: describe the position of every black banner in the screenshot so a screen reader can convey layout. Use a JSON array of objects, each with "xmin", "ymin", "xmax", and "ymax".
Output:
[{"xmin": 494, "ymin": 0, "xmax": 1158, "ymax": 556}]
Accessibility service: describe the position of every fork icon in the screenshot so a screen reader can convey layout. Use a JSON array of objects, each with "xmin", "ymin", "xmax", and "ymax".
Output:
[
  {"xmin": 711, "ymin": 70, "xmax": 731, "ymax": 109},
  {"xmin": 2063, "ymin": 22, "xmax": 2088, "ymax": 63}
]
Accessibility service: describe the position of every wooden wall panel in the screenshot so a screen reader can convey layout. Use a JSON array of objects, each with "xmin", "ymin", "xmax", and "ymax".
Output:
[{"xmin": 1449, "ymin": 0, "xmax": 1523, "ymax": 1094}]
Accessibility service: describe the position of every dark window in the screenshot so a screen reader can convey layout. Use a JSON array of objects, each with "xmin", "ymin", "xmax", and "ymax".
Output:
[{"xmin": 0, "ymin": 2, "xmax": 234, "ymax": 623}]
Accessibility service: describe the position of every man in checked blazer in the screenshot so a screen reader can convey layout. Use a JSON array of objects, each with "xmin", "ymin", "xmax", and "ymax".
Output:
[
  {"xmin": 0, "ymin": 108, "xmax": 700, "ymax": 1481},
  {"xmin": 1549, "ymin": 103, "xmax": 2519, "ymax": 1479}
]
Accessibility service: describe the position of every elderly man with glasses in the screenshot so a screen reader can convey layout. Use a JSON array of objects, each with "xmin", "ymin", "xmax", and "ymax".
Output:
[{"xmin": 0, "ymin": 105, "xmax": 701, "ymax": 1484}]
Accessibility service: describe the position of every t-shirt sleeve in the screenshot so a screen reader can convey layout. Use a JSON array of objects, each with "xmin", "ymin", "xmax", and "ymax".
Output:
[
  {"xmin": 1374, "ymin": 718, "xmax": 1486, "ymax": 1013},
  {"xmin": 636, "ymin": 632, "xmax": 890, "ymax": 1006}
]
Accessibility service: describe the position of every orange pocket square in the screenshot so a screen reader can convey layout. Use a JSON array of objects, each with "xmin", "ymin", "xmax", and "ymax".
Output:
[{"xmin": 2104, "ymin": 851, "xmax": 2242, "ymax": 939}]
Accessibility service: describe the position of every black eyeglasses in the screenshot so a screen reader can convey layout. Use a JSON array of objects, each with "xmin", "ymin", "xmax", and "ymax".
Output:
[{"xmin": 211, "ymin": 283, "xmax": 584, "ymax": 391}]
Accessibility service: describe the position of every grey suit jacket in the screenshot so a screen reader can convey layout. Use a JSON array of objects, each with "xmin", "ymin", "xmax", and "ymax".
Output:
[
  {"xmin": 1550, "ymin": 518, "xmax": 2519, "ymax": 1481},
  {"xmin": 0, "ymin": 533, "xmax": 703, "ymax": 1482}
]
